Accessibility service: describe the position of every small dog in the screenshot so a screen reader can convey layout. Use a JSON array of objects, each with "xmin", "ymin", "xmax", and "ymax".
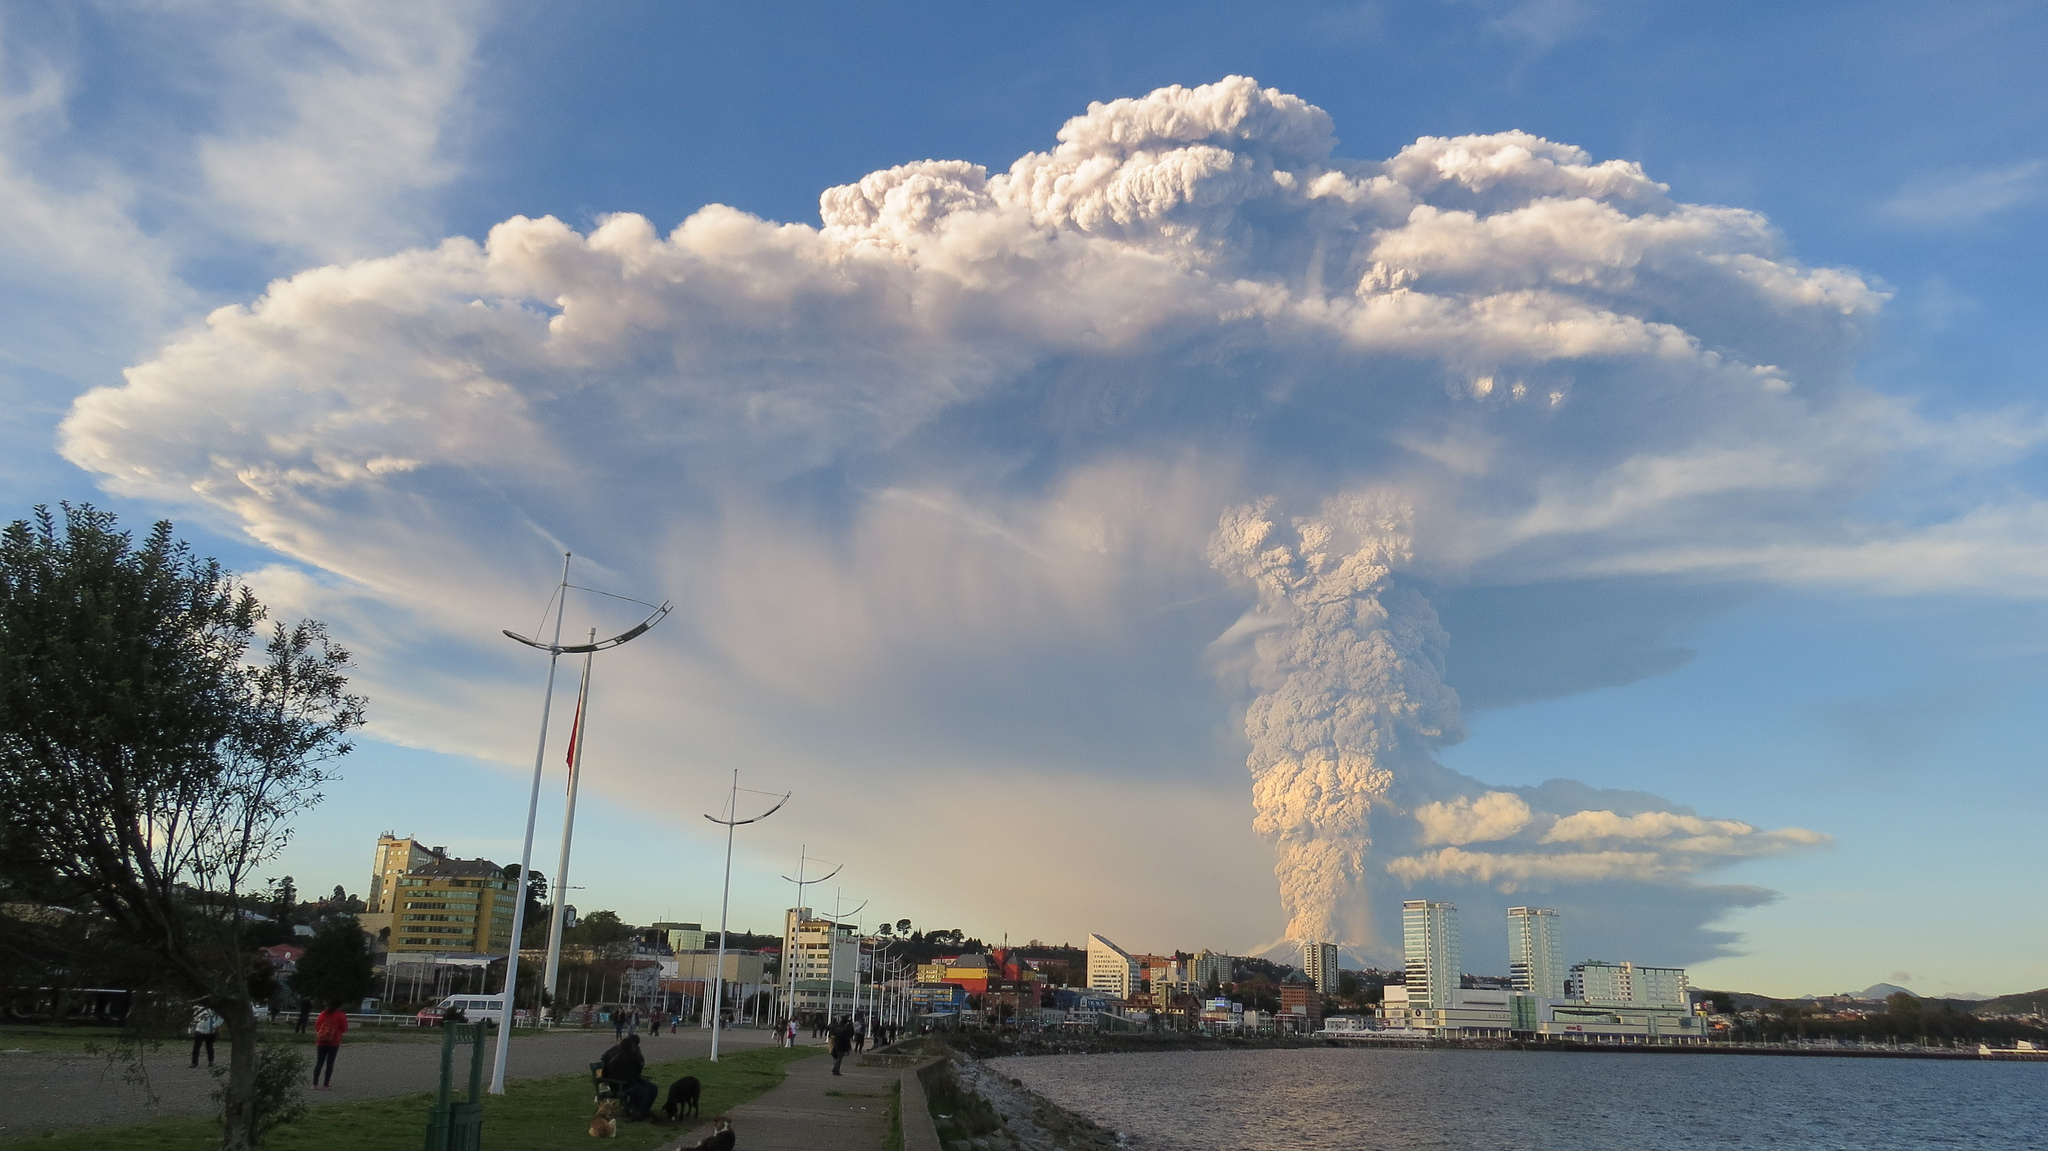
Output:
[
  {"xmin": 588, "ymin": 1099, "xmax": 619, "ymax": 1139},
  {"xmin": 687, "ymin": 1117, "xmax": 734, "ymax": 1150},
  {"xmin": 662, "ymin": 1075, "xmax": 701, "ymax": 1121}
]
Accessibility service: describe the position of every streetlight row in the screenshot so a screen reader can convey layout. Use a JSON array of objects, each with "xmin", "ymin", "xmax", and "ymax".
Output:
[{"xmin": 493, "ymin": 555, "xmax": 915, "ymax": 1085}]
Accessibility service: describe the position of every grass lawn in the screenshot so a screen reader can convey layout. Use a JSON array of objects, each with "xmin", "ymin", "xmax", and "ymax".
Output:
[
  {"xmin": 0, "ymin": 1023, "xmax": 446, "ymax": 1055},
  {"xmin": 0, "ymin": 1045, "xmax": 818, "ymax": 1149}
]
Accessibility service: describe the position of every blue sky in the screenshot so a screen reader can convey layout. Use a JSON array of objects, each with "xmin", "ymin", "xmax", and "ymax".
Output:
[{"xmin": 3, "ymin": 1, "xmax": 2044, "ymax": 997}]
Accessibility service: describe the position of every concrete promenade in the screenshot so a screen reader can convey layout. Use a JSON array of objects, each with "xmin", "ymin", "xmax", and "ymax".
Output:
[
  {"xmin": 662, "ymin": 1046, "xmax": 939, "ymax": 1151},
  {"xmin": 0, "ymin": 1023, "xmax": 784, "ymax": 1139}
]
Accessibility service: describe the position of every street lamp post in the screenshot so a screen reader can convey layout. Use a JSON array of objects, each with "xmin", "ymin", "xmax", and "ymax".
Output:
[
  {"xmin": 778, "ymin": 850, "xmax": 840, "ymax": 1040},
  {"xmin": 702, "ymin": 771, "xmax": 786, "ymax": 1062},
  {"xmin": 823, "ymin": 890, "xmax": 866, "ymax": 1026},
  {"xmin": 490, "ymin": 556, "xmax": 670, "ymax": 1095}
]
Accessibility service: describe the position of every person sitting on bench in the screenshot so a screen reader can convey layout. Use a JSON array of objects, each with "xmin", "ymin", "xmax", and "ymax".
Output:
[{"xmin": 597, "ymin": 1034, "xmax": 657, "ymax": 1121}]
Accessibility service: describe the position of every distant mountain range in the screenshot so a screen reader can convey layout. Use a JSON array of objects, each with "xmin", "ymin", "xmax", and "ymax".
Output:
[
  {"xmin": 1697, "ymin": 983, "xmax": 2046, "ymax": 1014},
  {"xmin": 1964, "ymin": 988, "xmax": 2048, "ymax": 1016}
]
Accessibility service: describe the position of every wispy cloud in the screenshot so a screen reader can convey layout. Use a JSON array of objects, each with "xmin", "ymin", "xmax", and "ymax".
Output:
[{"xmin": 1884, "ymin": 160, "xmax": 2044, "ymax": 225}]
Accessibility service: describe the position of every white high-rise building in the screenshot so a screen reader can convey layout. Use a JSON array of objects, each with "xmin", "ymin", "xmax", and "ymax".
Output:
[
  {"xmin": 1191, "ymin": 949, "xmax": 1232, "ymax": 989},
  {"xmin": 1507, "ymin": 907, "xmax": 1566, "ymax": 998},
  {"xmin": 1086, "ymin": 933, "xmax": 1139, "ymax": 999},
  {"xmin": 783, "ymin": 907, "xmax": 858, "ymax": 1015},
  {"xmin": 1402, "ymin": 900, "xmax": 1460, "ymax": 1011},
  {"xmin": 1302, "ymin": 940, "xmax": 1338, "ymax": 994}
]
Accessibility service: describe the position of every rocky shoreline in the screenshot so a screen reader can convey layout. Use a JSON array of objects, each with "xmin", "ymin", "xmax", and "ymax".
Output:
[{"xmin": 878, "ymin": 1032, "xmax": 1331, "ymax": 1151}]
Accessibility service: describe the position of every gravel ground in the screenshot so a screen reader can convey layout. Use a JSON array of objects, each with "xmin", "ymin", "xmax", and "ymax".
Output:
[{"xmin": 0, "ymin": 1024, "xmax": 787, "ymax": 1138}]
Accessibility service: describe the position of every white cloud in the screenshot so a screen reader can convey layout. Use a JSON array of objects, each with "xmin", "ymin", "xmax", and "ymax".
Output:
[
  {"xmin": 56, "ymin": 76, "xmax": 2026, "ymax": 959},
  {"xmin": 1416, "ymin": 791, "xmax": 1532, "ymax": 845},
  {"xmin": 1885, "ymin": 160, "xmax": 2044, "ymax": 226},
  {"xmin": 191, "ymin": 2, "xmax": 484, "ymax": 262},
  {"xmin": 0, "ymin": 1, "xmax": 483, "ymax": 404}
]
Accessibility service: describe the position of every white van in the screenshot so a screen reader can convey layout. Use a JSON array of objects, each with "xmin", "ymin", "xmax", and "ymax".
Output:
[{"xmin": 429, "ymin": 994, "xmax": 508, "ymax": 1026}]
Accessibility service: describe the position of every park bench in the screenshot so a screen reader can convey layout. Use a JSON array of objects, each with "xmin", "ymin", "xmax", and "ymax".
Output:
[{"xmin": 589, "ymin": 1062, "xmax": 629, "ymax": 1105}]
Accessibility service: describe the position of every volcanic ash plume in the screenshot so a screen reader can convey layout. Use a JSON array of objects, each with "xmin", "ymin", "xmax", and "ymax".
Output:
[{"xmin": 1210, "ymin": 494, "xmax": 1463, "ymax": 948}]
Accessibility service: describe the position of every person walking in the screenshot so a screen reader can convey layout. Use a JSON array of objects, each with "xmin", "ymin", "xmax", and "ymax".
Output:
[
  {"xmin": 188, "ymin": 1004, "xmax": 222, "ymax": 1068},
  {"xmin": 646, "ymin": 1010, "xmax": 661, "ymax": 1040},
  {"xmin": 829, "ymin": 1016, "xmax": 854, "ymax": 1076},
  {"xmin": 613, "ymin": 1010, "xmax": 625, "ymax": 1040},
  {"xmin": 294, "ymin": 999, "xmax": 310, "ymax": 1034},
  {"xmin": 784, "ymin": 1016, "xmax": 797, "ymax": 1048},
  {"xmin": 854, "ymin": 1016, "xmax": 867, "ymax": 1053},
  {"xmin": 312, "ymin": 1001, "xmax": 348, "ymax": 1089}
]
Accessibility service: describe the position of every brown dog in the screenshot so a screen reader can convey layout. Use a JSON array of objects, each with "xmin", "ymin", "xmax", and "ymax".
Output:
[{"xmin": 588, "ymin": 1099, "xmax": 619, "ymax": 1138}]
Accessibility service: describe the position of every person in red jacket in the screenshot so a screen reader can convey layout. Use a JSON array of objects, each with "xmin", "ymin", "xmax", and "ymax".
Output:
[{"xmin": 312, "ymin": 1002, "xmax": 349, "ymax": 1088}]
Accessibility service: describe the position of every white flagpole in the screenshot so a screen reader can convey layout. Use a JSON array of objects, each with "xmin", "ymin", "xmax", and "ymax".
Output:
[{"xmin": 542, "ymin": 630, "xmax": 596, "ymax": 1010}]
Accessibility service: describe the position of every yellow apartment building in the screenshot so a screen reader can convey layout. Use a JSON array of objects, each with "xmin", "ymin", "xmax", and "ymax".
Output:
[{"xmin": 388, "ymin": 857, "xmax": 518, "ymax": 955}]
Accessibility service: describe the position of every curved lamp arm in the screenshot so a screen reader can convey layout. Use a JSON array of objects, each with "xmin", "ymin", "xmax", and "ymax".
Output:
[{"xmin": 504, "ymin": 602, "xmax": 673, "ymax": 653}]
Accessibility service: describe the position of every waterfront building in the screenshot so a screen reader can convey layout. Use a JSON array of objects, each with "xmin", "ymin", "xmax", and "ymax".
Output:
[
  {"xmin": 1279, "ymin": 973, "xmax": 1324, "ymax": 1030},
  {"xmin": 1509, "ymin": 993, "xmax": 1705, "ymax": 1043},
  {"xmin": 1570, "ymin": 960, "xmax": 1689, "ymax": 1007},
  {"xmin": 1086, "ymin": 933, "xmax": 1139, "ymax": 999},
  {"xmin": 387, "ymin": 857, "xmax": 517, "ymax": 954},
  {"xmin": 1378, "ymin": 984, "xmax": 1513, "ymax": 1038},
  {"xmin": 1402, "ymin": 900, "xmax": 1460, "ymax": 1011},
  {"xmin": 1507, "ymin": 907, "xmax": 1566, "ymax": 998},
  {"xmin": 1302, "ymin": 940, "xmax": 1338, "ymax": 994},
  {"xmin": 1198, "ymin": 996, "xmax": 1244, "ymax": 1032},
  {"xmin": 1500, "ymin": 959, "xmax": 1703, "ymax": 1043}
]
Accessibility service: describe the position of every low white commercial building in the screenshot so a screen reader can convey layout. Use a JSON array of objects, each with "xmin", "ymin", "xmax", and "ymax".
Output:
[
  {"xmin": 1511, "ymin": 995, "xmax": 1706, "ymax": 1042},
  {"xmin": 1378, "ymin": 984, "xmax": 1513, "ymax": 1038}
]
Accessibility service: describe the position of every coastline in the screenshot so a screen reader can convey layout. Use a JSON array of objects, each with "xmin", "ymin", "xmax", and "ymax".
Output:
[
  {"xmin": 878, "ymin": 1030, "xmax": 2045, "ymax": 1150},
  {"xmin": 932, "ymin": 1029, "xmax": 2037, "ymax": 1063}
]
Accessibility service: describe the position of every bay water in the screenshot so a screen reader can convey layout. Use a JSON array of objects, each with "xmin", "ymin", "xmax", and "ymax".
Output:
[{"xmin": 991, "ymin": 1046, "xmax": 2048, "ymax": 1149}]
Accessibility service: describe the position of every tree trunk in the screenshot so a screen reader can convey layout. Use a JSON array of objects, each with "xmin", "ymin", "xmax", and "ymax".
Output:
[{"xmin": 219, "ymin": 999, "xmax": 260, "ymax": 1151}]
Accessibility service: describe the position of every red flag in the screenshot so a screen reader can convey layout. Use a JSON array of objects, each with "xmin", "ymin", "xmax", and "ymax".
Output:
[{"xmin": 565, "ymin": 697, "xmax": 582, "ymax": 769}]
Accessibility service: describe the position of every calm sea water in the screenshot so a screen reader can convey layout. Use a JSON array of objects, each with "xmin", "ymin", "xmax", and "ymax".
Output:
[{"xmin": 991, "ymin": 1047, "xmax": 2048, "ymax": 1150}]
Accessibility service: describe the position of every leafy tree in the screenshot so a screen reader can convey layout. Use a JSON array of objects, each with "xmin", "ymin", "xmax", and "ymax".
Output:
[
  {"xmin": 292, "ymin": 916, "xmax": 375, "ymax": 1009},
  {"xmin": 269, "ymin": 876, "xmax": 297, "ymax": 924},
  {"xmin": 568, "ymin": 909, "xmax": 633, "ymax": 947},
  {"xmin": 0, "ymin": 505, "xmax": 364, "ymax": 1150}
]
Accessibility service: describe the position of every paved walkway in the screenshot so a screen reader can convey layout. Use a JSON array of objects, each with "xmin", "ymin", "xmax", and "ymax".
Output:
[
  {"xmin": 0, "ymin": 1024, "xmax": 783, "ymax": 1139},
  {"xmin": 662, "ymin": 1047, "xmax": 896, "ymax": 1151}
]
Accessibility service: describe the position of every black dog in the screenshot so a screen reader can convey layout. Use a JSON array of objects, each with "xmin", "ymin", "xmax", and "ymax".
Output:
[{"xmin": 662, "ymin": 1075, "xmax": 701, "ymax": 1121}]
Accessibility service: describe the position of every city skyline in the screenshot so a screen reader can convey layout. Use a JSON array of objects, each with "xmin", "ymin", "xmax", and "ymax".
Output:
[{"xmin": 1, "ymin": 2, "xmax": 2044, "ymax": 999}]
